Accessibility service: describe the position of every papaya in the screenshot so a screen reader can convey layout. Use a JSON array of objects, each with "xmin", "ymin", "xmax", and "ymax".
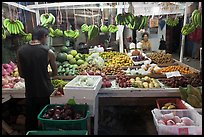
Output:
[
  {"xmin": 187, "ymin": 94, "xmax": 202, "ymax": 108},
  {"xmin": 179, "ymin": 86, "xmax": 188, "ymax": 102}
]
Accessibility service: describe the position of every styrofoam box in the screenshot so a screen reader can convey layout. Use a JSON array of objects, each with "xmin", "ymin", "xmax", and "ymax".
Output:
[
  {"xmin": 151, "ymin": 109, "xmax": 202, "ymax": 135},
  {"xmin": 58, "ymin": 75, "xmax": 102, "ymax": 116}
]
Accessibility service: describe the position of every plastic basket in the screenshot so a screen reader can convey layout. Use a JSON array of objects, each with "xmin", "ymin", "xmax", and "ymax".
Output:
[
  {"xmin": 26, "ymin": 130, "xmax": 88, "ymax": 135},
  {"xmin": 156, "ymin": 98, "xmax": 187, "ymax": 109},
  {"xmin": 37, "ymin": 104, "xmax": 90, "ymax": 130},
  {"xmin": 151, "ymin": 109, "xmax": 202, "ymax": 135}
]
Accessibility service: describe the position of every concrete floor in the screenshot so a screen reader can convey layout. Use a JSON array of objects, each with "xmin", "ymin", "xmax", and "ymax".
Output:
[{"xmin": 172, "ymin": 53, "xmax": 201, "ymax": 71}]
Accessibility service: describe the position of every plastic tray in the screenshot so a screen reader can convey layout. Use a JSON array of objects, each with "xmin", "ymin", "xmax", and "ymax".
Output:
[
  {"xmin": 26, "ymin": 130, "xmax": 88, "ymax": 135},
  {"xmin": 156, "ymin": 98, "xmax": 187, "ymax": 109},
  {"xmin": 151, "ymin": 109, "xmax": 202, "ymax": 135},
  {"xmin": 37, "ymin": 104, "xmax": 90, "ymax": 130}
]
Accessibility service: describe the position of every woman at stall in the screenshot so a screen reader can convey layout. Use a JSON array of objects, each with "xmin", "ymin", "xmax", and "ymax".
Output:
[{"xmin": 140, "ymin": 32, "xmax": 152, "ymax": 52}]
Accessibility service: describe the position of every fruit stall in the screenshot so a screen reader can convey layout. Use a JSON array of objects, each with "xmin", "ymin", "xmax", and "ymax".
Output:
[{"xmin": 2, "ymin": 2, "xmax": 202, "ymax": 135}]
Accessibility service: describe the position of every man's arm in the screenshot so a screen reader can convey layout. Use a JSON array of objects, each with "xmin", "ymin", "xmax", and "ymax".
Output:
[
  {"xmin": 16, "ymin": 52, "xmax": 25, "ymax": 78},
  {"xmin": 48, "ymin": 49, "xmax": 58, "ymax": 77}
]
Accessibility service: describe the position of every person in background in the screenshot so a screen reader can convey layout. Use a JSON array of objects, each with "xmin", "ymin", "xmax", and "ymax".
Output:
[
  {"xmin": 140, "ymin": 32, "xmax": 152, "ymax": 52},
  {"xmin": 17, "ymin": 26, "xmax": 57, "ymax": 133}
]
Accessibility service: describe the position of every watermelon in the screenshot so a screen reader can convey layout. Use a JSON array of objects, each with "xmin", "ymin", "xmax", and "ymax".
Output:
[
  {"xmin": 57, "ymin": 53, "xmax": 67, "ymax": 62},
  {"xmin": 56, "ymin": 61, "xmax": 61, "ymax": 67},
  {"xmin": 60, "ymin": 46, "xmax": 69, "ymax": 53}
]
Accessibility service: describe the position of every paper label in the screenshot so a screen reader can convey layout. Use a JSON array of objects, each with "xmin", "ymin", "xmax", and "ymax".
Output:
[
  {"xmin": 178, "ymin": 128, "xmax": 189, "ymax": 135},
  {"xmin": 165, "ymin": 71, "xmax": 181, "ymax": 78}
]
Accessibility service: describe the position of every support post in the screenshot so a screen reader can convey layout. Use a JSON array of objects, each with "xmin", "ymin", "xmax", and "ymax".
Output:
[
  {"xmin": 35, "ymin": 2, "xmax": 40, "ymax": 25},
  {"xmin": 179, "ymin": 2, "xmax": 188, "ymax": 62}
]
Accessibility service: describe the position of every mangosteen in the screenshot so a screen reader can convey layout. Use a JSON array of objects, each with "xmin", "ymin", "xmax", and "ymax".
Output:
[
  {"xmin": 53, "ymin": 114, "xmax": 60, "ymax": 120},
  {"xmin": 65, "ymin": 109, "xmax": 73, "ymax": 116},
  {"xmin": 54, "ymin": 105, "xmax": 63, "ymax": 110},
  {"xmin": 42, "ymin": 113, "xmax": 50, "ymax": 119},
  {"xmin": 47, "ymin": 108, "xmax": 55, "ymax": 116},
  {"xmin": 75, "ymin": 113, "xmax": 82, "ymax": 119},
  {"xmin": 63, "ymin": 104, "xmax": 71, "ymax": 110},
  {"xmin": 64, "ymin": 116, "xmax": 72, "ymax": 120},
  {"xmin": 54, "ymin": 109, "xmax": 61, "ymax": 115}
]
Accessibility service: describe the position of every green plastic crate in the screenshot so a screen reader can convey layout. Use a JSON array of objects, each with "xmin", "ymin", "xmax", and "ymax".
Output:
[
  {"xmin": 37, "ymin": 104, "xmax": 89, "ymax": 130},
  {"xmin": 26, "ymin": 130, "xmax": 88, "ymax": 135}
]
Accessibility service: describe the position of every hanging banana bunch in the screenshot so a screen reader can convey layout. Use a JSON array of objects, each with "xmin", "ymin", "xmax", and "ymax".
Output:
[
  {"xmin": 190, "ymin": 9, "xmax": 202, "ymax": 27},
  {"xmin": 3, "ymin": 18, "xmax": 25, "ymax": 35},
  {"xmin": 166, "ymin": 16, "xmax": 179, "ymax": 27},
  {"xmin": 40, "ymin": 13, "xmax": 55, "ymax": 27}
]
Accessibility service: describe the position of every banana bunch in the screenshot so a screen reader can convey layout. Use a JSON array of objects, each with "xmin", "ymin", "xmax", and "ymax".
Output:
[
  {"xmin": 2, "ymin": 27, "xmax": 6, "ymax": 39},
  {"xmin": 22, "ymin": 33, "xmax": 32, "ymax": 42},
  {"xmin": 48, "ymin": 27, "xmax": 55, "ymax": 37},
  {"xmin": 181, "ymin": 23, "xmax": 196, "ymax": 36},
  {"xmin": 115, "ymin": 12, "xmax": 134, "ymax": 25},
  {"xmin": 40, "ymin": 13, "xmax": 55, "ymax": 27},
  {"xmin": 191, "ymin": 9, "xmax": 202, "ymax": 27},
  {"xmin": 3, "ymin": 19, "xmax": 24, "ymax": 35},
  {"xmin": 166, "ymin": 17, "xmax": 179, "ymax": 27},
  {"xmin": 64, "ymin": 29, "xmax": 80, "ymax": 39},
  {"xmin": 115, "ymin": 13, "xmax": 148, "ymax": 30}
]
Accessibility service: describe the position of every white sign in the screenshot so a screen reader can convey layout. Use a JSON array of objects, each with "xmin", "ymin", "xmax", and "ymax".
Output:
[{"xmin": 165, "ymin": 71, "xmax": 181, "ymax": 78}]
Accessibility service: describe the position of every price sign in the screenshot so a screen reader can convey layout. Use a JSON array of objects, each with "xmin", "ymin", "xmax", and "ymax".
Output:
[{"xmin": 165, "ymin": 71, "xmax": 181, "ymax": 78}]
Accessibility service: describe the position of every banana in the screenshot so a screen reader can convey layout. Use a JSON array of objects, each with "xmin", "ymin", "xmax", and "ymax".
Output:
[
  {"xmin": 49, "ymin": 13, "xmax": 55, "ymax": 25},
  {"xmin": 16, "ymin": 20, "xmax": 24, "ymax": 31},
  {"xmin": 12, "ymin": 23, "xmax": 16, "ymax": 34},
  {"xmin": 40, "ymin": 14, "xmax": 46, "ymax": 26},
  {"xmin": 3, "ymin": 19, "xmax": 10, "ymax": 28},
  {"xmin": 143, "ymin": 16, "xmax": 147, "ymax": 28},
  {"xmin": 196, "ymin": 12, "xmax": 201, "ymax": 27}
]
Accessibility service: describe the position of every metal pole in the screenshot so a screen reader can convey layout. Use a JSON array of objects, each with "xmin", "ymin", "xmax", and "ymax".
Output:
[
  {"xmin": 35, "ymin": 2, "xmax": 40, "ymax": 25},
  {"xmin": 179, "ymin": 2, "xmax": 188, "ymax": 62}
]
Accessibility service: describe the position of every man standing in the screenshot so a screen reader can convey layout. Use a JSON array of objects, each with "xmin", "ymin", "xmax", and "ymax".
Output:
[{"xmin": 17, "ymin": 26, "xmax": 57, "ymax": 133}]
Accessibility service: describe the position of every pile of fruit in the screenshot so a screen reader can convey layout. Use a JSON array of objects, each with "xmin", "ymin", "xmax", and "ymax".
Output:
[
  {"xmin": 179, "ymin": 85, "xmax": 202, "ymax": 108},
  {"xmin": 158, "ymin": 66, "xmax": 193, "ymax": 74},
  {"xmin": 130, "ymin": 76, "xmax": 161, "ymax": 88},
  {"xmin": 101, "ymin": 73, "xmax": 112, "ymax": 88},
  {"xmin": 131, "ymin": 50, "xmax": 141, "ymax": 56},
  {"xmin": 160, "ymin": 75, "xmax": 202, "ymax": 88},
  {"xmin": 101, "ymin": 65, "xmax": 125, "ymax": 75},
  {"xmin": 155, "ymin": 111, "xmax": 195, "ymax": 126},
  {"xmin": 99, "ymin": 52, "xmax": 125, "ymax": 60},
  {"xmin": 2, "ymin": 61, "xmax": 25, "ymax": 89},
  {"xmin": 132, "ymin": 55, "xmax": 149, "ymax": 62},
  {"xmin": 56, "ymin": 49, "xmax": 87, "ymax": 76},
  {"xmin": 116, "ymin": 75, "xmax": 132, "ymax": 88},
  {"xmin": 105, "ymin": 54, "xmax": 132, "ymax": 67},
  {"xmin": 161, "ymin": 102, "xmax": 177, "ymax": 110},
  {"xmin": 52, "ymin": 87, "xmax": 64, "ymax": 96},
  {"xmin": 51, "ymin": 79, "xmax": 68, "ymax": 88},
  {"xmin": 147, "ymin": 52, "xmax": 174, "ymax": 65},
  {"xmin": 57, "ymin": 62, "xmax": 78, "ymax": 76},
  {"xmin": 78, "ymin": 64, "xmax": 101, "ymax": 75},
  {"xmin": 41, "ymin": 104, "xmax": 84, "ymax": 120}
]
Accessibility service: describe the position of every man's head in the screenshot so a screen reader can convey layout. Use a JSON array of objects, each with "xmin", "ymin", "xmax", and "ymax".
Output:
[{"xmin": 32, "ymin": 25, "xmax": 49, "ymax": 45}]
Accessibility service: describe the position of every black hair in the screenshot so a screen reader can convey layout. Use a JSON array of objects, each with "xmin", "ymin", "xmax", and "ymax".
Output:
[
  {"xmin": 142, "ymin": 32, "xmax": 149, "ymax": 38},
  {"xmin": 32, "ymin": 25, "xmax": 49, "ymax": 40}
]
